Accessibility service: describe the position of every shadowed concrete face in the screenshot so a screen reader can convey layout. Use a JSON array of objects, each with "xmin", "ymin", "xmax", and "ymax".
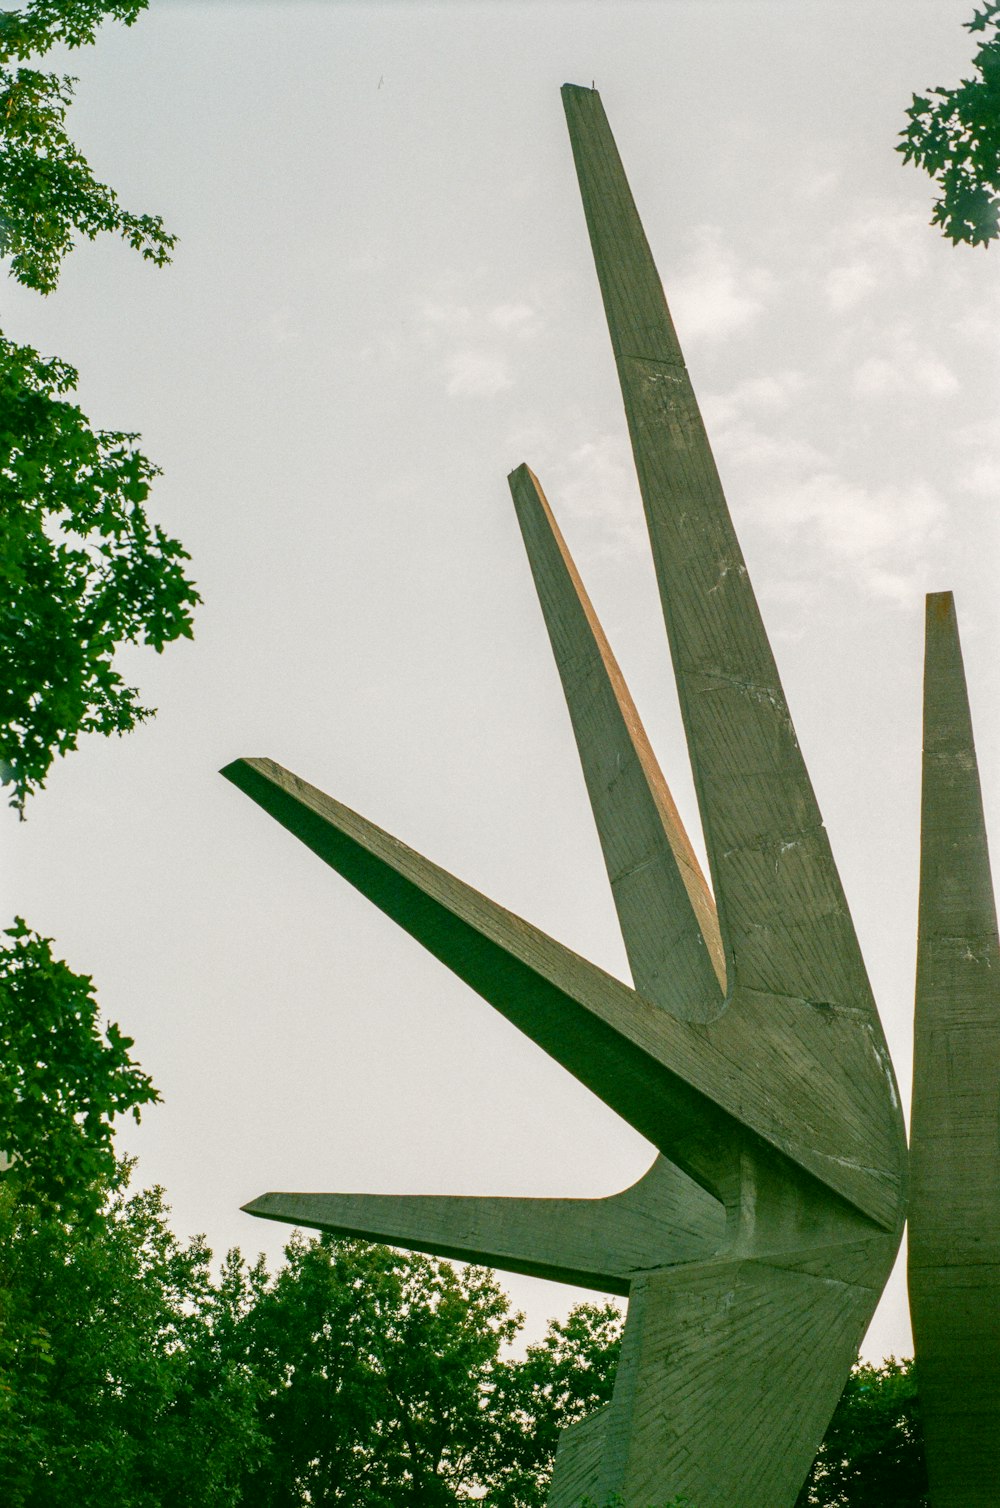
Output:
[
  {"xmin": 223, "ymin": 85, "xmax": 906, "ymax": 1508},
  {"xmin": 909, "ymin": 592, "xmax": 1000, "ymax": 1508}
]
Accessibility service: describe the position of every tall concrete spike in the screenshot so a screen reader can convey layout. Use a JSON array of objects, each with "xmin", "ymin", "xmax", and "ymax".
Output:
[
  {"xmin": 561, "ymin": 83, "xmax": 872, "ymax": 1018},
  {"xmin": 909, "ymin": 591, "xmax": 1000, "ymax": 1507},
  {"xmin": 224, "ymin": 87, "xmax": 907, "ymax": 1507},
  {"xmin": 508, "ymin": 462, "xmax": 725, "ymax": 1018}
]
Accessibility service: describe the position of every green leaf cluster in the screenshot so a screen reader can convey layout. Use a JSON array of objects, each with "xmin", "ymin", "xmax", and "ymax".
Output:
[
  {"xmin": 898, "ymin": 2, "xmax": 1000, "ymax": 245},
  {"xmin": 0, "ymin": 0, "xmax": 174, "ymax": 293},
  {"xmin": 0, "ymin": 0, "xmax": 196, "ymax": 809},
  {"xmin": 488, "ymin": 1301, "xmax": 622, "ymax": 1506},
  {"xmin": 0, "ymin": 920, "xmax": 159, "ymax": 1221},
  {"xmin": 0, "ymin": 1164, "xmax": 263, "ymax": 1507},
  {"xmin": 795, "ymin": 1356, "xmax": 928, "ymax": 1507},
  {"xmin": 0, "ymin": 333, "xmax": 199, "ymax": 809}
]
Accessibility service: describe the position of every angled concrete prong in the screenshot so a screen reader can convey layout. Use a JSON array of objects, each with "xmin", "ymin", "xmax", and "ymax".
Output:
[
  {"xmin": 222, "ymin": 754, "xmax": 901, "ymax": 1223},
  {"xmin": 909, "ymin": 591, "xmax": 1000, "ymax": 1506},
  {"xmin": 560, "ymin": 84, "xmax": 871, "ymax": 1019},
  {"xmin": 508, "ymin": 462, "xmax": 724, "ymax": 1018},
  {"xmin": 244, "ymin": 1158, "xmax": 725, "ymax": 1296}
]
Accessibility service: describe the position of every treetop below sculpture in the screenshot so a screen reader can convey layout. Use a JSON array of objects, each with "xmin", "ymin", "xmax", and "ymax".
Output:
[{"xmin": 223, "ymin": 86, "xmax": 908, "ymax": 1507}]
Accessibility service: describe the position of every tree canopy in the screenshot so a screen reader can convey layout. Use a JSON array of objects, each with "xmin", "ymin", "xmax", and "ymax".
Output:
[
  {"xmin": 0, "ymin": 1155, "xmax": 626, "ymax": 1507},
  {"xmin": 0, "ymin": 334, "xmax": 198, "ymax": 810},
  {"xmin": 0, "ymin": 0, "xmax": 197, "ymax": 812},
  {"xmin": 0, "ymin": 919, "xmax": 158, "ymax": 1221},
  {"xmin": 899, "ymin": 2, "xmax": 1000, "ymax": 246}
]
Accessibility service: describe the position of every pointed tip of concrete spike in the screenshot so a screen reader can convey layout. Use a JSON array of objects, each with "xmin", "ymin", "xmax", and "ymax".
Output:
[
  {"xmin": 507, "ymin": 460, "xmax": 536, "ymax": 487},
  {"xmin": 926, "ymin": 589, "xmax": 956, "ymax": 621},
  {"xmin": 561, "ymin": 82, "xmax": 600, "ymax": 96},
  {"xmin": 221, "ymin": 756, "xmax": 263, "ymax": 781},
  {"xmin": 241, "ymin": 1194, "xmax": 274, "ymax": 1217}
]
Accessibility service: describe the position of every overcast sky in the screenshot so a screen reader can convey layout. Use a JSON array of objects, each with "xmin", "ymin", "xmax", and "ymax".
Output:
[{"xmin": 4, "ymin": 0, "xmax": 998, "ymax": 1360}]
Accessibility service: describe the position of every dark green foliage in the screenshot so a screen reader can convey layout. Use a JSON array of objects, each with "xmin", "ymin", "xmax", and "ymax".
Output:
[
  {"xmin": 0, "ymin": 1, "xmax": 174, "ymax": 294},
  {"xmin": 0, "ymin": 919, "xmax": 159, "ymax": 1220},
  {"xmin": 0, "ymin": 1163, "xmax": 264, "ymax": 1508},
  {"xmin": 0, "ymin": 334, "xmax": 199, "ymax": 810},
  {"xmin": 488, "ymin": 1302, "xmax": 623, "ymax": 1507},
  {"xmin": 899, "ymin": 2, "xmax": 1000, "ymax": 245},
  {"xmin": 0, "ymin": 1, "xmax": 149, "ymax": 60},
  {"xmin": 233, "ymin": 1235, "xmax": 522, "ymax": 1505},
  {"xmin": 0, "ymin": 0, "xmax": 194, "ymax": 810},
  {"xmin": 796, "ymin": 1357, "xmax": 928, "ymax": 1507}
]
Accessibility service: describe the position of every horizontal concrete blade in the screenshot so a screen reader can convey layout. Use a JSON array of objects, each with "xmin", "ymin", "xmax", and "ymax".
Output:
[{"xmin": 244, "ymin": 1156, "xmax": 725, "ymax": 1295}]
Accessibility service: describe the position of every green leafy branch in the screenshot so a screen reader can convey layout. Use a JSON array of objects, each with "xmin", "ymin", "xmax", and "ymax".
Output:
[
  {"xmin": 0, "ymin": 334, "xmax": 200, "ymax": 810},
  {"xmin": 0, "ymin": 921, "xmax": 159, "ymax": 1222},
  {"xmin": 898, "ymin": 2, "xmax": 1000, "ymax": 245},
  {"xmin": 0, "ymin": 64, "xmax": 175, "ymax": 293}
]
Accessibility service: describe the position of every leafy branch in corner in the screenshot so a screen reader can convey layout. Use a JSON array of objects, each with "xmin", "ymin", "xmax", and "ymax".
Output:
[{"xmin": 899, "ymin": 2, "xmax": 1000, "ymax": 245}]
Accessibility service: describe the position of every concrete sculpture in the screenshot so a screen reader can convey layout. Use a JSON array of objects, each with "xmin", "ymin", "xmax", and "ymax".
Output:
[
  {"xmin": 908, "ymin": 593, "xmax": 1000, "ymax": 1507},
  {"xmin": 224, "ymin": 87, "xmax": 906, "ymax": 1506}
]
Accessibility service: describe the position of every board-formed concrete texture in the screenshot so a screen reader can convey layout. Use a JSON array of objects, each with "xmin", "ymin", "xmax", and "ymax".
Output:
[
  {"xmin": 908, "ymin": 592, "xmax": 1000, "ymax": 1507},
  {"xmin": 223, "ymin": 87, "xmax": 906, "ymax": 1506}
]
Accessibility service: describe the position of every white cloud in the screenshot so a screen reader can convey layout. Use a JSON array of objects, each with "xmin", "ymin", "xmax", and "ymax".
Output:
[
  {"xmin": 958, "ymin": 458, "xmax": 1000, "ymax": 497},
  {"xmin": 702, "ymin": 370, "xmax": 806, "ymax": 430},
  {"xmin": 670, "ymin": 228, "xmax": 773, "ymax": 342},
  {"xmin": 853, "ymin": 351, "xmax": 958, "ymax": 399},
  {"xmin": 548, "ymin": 432, "xmax": 647, "ymax": 555},
  {"xmin": 443, "ymin": 349, "xmax": 513, "ymax": 398},
  {"xmin": 749, "ymin": 469, "xmax": 946, "ymax": 604},
  {"xmin": 489, "ymin": 302, "xmax": 538, "ymax": 335},
  {"xmin": 262, "ymin": 305, "xmax": 300, "ymax": 345},
  {"xmin": 822, "ymin": 207, "xmax": 932, "ymax": 315},
  {"xmin": 414, "ymin": 289, "xmax": 542, "ymax": 395},
  {"xmin": 419, "ymin": 299, "xmax": 473, "ymax": 330},
  {"xmin": 825, "ymin": 262, "xmax": 878, "ymax": 313}
]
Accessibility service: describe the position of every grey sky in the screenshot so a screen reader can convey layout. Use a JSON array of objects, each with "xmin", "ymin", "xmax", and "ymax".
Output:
[{"xmin": 4, "ymin": 0, "xmax": 998, "ymax": 1359}]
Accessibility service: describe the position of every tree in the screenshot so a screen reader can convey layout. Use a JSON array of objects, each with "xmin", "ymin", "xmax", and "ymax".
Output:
[
  {"xmin": 0, "ymin": 0, "xmax": 197, "ymax": 811},
  {"xmin": 230, "ymin": 1233, "xmax": 521, "ymax": 1506},
  {"xmin": 898, "ymin": 2, "xmax": 1000, "ymax": 246},
  {"xmin": 0, "ymin": 0, "xmax": 175, "ymax": 294},
  {"xmin": 0, "ymin": 334, "xmax": 198, "ymax": 811},
  {"xmin": 0, "ymin": 1160, "xmax": 264, "ymax": 1508},
  {"xmin": 487, "ymin": 1301, "xmax": 623, "ymax": 1508},
  {"xmin": 796, "ymin": 1357, "xmax": 928, "ymax": 1508},
  {"xmin": 0, "ymin": 918, "xmax": 159, "ymax": 1221}
]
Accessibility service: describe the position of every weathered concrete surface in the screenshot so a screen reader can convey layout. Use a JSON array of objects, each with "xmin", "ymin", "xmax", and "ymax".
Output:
[
  {"xmin": 224, "ymin": 85, "xmax": 906, "ymax": 1508},
  {"xmin": 909, "ymin": 591, "xmax": 1000, "ymax": 1507}
]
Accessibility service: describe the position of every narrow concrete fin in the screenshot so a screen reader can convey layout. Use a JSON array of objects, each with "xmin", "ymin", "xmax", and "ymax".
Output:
[
  {"xmin": 222, "ymin": 757, "xmax": 901, "ymax": 1222},
  {"xmin": 560, "ymin": 83, "xmax": 872, "ymax": 1020},
  {"xmin": 243, "ymin": 1163, "xmax": 723, "ymax": 1294},
  {"xmin": 220, "ymin": 756, "xmax": 744, "ymax": 1179},
  {"xmin": 508, "ymin": 462, "xmax": 725, "ymax": 1019},
  {"xmin": 909, "ymin": 591, "xmax": 1000, "ymax": 1499},
  {"xmin": 916, "ymin": 591, "xmax": 1000, "ymax": 984}
]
